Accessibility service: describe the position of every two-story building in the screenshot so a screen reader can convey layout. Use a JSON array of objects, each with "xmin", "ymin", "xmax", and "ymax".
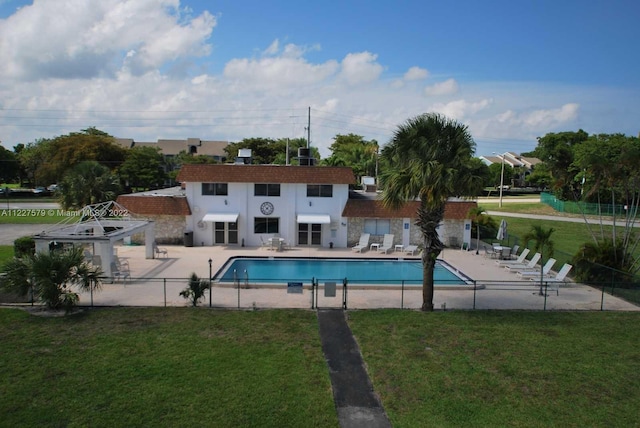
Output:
[{"xmin": 117, "ymin": 162, "xmax": 476, "ymax": 250}]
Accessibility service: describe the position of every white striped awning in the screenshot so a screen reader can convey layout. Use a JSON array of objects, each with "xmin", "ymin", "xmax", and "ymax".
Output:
[
  {"xmin": 296, "ymin": 214, "xmax": 331, "ymax": 224},
  {"xmin": 202, "ymin": 213, "xmax": 239, "ymax": 222}
]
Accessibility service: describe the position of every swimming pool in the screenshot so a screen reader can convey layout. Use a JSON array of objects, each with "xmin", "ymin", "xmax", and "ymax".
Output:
[{"xmin": 214, "ymin": 257, "xmax": 471, "ymax": 286}]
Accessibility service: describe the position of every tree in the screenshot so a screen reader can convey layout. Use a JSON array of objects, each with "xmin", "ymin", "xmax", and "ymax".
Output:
[
  {"xmin": 179, "ymin": 273, "xmax": 210, "ymax": 307},
  {"xmin": 118, "ymin": 146, "xmax": 167, "ymax": 190},
  {"xmin": 58, "ymin": 161, "xmax": 121, "ymax": 210},
  {"xmin": 523, "ymin": 225, "xmax": 555, "ymax": 295},
  {"xmin": 322, "ymin": 134, "xmax": 379, "ymax": 183},
  {"xmin": 379, "ymin": 113, "xmax": 484, "ymax": 311},
  {"xmin": 467, "ymin": 206, "xmax": 495, "ymax": 254},
  {"xmin": 1, "ymin": 247, "xmax": 102, "ymax": 312},
  {"xmin": 531, "ymin": 130, "xmax": 588, "ymax": 199},
  {"xmin": 224, "ymin": 137, "xmax": 317, "ymax": 165},
  {"xmin": 571, "ymin": 133, "xmax": 640, "ymax": 279},
  {"xmin": 0, "ymin": 144, "xmax": 19, "ymax": 184},
  {"xmin": 488, "ymin": 162, "xmax": 513, "ymax": 188}
]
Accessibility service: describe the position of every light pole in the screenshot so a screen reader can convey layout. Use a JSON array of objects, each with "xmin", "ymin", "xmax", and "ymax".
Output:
[
  {"xmin": 208, "ymin": 258, "xmax": 212, "ymax": 308},
  {"xmin": 493, "ymin": 152, "xmax": 505, "ymax": 208}
]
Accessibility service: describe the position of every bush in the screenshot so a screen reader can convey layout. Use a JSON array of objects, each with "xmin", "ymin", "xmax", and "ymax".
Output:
[
  {"xmin": 180, "ymin": 273, "xmax": 210, "ymax": 307},
  {"xmin": 13, "ymin": 236, "xmax": 35, "ymax": 258}
]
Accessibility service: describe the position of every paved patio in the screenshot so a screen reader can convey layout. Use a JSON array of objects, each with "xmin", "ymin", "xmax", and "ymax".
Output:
[{"xmin": 76, "ymin": 243, "xmax": 640, "ymax": 312}]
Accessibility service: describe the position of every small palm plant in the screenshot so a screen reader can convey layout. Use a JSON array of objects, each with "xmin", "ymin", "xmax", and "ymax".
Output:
[
  {"xmin": 523, "ymin": 225, "xmax": 555, "ymax": 295},
  {"xmin": 1, "ymin": 247, "xmax": 102, "ymax": 312},
  {"xmin": 180, "ymin": 273, "xmax": 210, "ymax": 307}
]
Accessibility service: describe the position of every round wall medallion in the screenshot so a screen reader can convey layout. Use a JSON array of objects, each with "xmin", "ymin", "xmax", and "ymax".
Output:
[{"xmin": 260, "ymin": 201, "xmax": 274, "ymax": 215}]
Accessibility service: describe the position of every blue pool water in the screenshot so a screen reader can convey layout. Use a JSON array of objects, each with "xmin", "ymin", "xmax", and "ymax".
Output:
[{"xmin": 215, "ymin": 257, "xmax": 470, "ymax": 286}]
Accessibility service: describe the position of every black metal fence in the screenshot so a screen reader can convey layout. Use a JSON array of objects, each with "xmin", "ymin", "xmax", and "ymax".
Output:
[{"xmin": 66, "ymin": 275, "xmax": 640, "ymax": 312}]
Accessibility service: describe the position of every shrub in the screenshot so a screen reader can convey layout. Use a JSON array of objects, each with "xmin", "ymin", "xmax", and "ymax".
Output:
[{"xmin": 13, "ymin": 236, "xmax": 35, "ymax": 258}]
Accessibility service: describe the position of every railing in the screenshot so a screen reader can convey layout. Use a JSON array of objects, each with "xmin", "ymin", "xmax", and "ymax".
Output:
[
  {"xmin": 540, "ymin": 192, "xmax": 628, "ymax": 216},
  {"xmin": 52, "ymin": 275, "xmax": 640, "ymax": 312}
]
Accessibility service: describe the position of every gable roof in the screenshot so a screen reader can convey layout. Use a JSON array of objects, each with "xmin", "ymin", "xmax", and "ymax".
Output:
[
  {"xmin": 342, "ymin": 199, "xmax": 476, "ymax": 220},
  {"xmin": 116, "ymin": 194, "xmax": 191, "ymax": 216},
  {"xmin": 177, "ymin": 164, "xmax": 356, "ymax": 185}
]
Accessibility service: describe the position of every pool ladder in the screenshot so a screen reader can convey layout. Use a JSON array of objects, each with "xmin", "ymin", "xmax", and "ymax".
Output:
[{"xmin": 232, "ymin": 269, "xmax": 249, "ymax": 289}]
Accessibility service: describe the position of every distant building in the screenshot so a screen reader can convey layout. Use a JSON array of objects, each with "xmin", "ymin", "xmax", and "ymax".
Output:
[
  {"xmin": 114, "ymin": 137, "xmax": 228, "ymax": 163},
  {"xmin": 479, "ymin": 152, "xmax": 541, "ymax": 187}
]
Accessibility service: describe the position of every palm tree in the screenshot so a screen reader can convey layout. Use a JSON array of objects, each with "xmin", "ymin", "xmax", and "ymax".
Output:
[
  {"xmin": 179, "ymin": 273, "xmax": 210, "ymax": 307},
  {"xmin": 58, "ymin": 161, "xmax": 121, "ymax": 210},
  {"xmin": 523, "ymin": 225, "xmax": 555, "ymax": 295},
  {"xmin": 379, "ymin": 113, "xmax": 484, "ymax": 311},
  {"xmin": 2, "ymin": 247, "xmax": 103, "ymax": 311},
  {"xmin": 467, "ymin": 206, "xmax": 492, "ymax": 254}
]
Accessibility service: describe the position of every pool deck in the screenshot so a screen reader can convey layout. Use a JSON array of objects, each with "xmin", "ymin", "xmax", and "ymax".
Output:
[{"xmin": 78, "ymin": 244, "xmax": 640, "ymax": 311}]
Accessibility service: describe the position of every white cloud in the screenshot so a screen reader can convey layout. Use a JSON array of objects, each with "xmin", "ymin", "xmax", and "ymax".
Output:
[
  {"xmin": 0, "ymin": 0, "xmax": 216, "ymax": 79},
  {"xmin": 429, "ymin": 99, "xmax": 492, "ymax": 120},
  {"xmin": 404, "ymin": 66, "xmax": 429, "ymax": 81},
  {"xmin": 338, "ymin": 52, "xmax": 384, "ymax": 85},
  {"xmin": 424, "ymin": 78, "xmax": 459, "ymax": 96}
]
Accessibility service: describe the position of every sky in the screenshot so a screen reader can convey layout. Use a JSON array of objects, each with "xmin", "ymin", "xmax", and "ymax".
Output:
[{"xmin": 0, "ymin": 0, "xmax": 638, "ymax": 158}]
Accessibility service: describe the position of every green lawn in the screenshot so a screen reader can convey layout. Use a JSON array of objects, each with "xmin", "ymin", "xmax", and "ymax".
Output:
[
  {"xmin": 349, "ymin": 310, "xmax": 640, "ymax": 427},
  {"xmin": 0, "ymin": 308, "xmax": 338, "ymax": 428}
]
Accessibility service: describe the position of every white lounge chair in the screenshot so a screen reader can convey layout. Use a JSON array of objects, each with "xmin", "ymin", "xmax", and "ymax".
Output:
[
  {"xmin": 495, "ymin": 248, "xmax": 530, "ymax": 267},
  {"xmin": 378, "ymin": 234, "xmax": 394, "ymax": 254},
  {"xmin": 531, "ymin": 264, "xmax": 573, "ymax": 295},
  {"xmin": 403, "ymin": 245, "xmax": 419, "ymax": 256},
  {"xmin": 516, "ymin": 258, "xmax": 556, "ymax": 278},
  {"xmin": 352, "ymin": 233, "xmax": 370, "ymax": 252},
  {"xmin": 505, "ymin": 253, "xmax": 541, "ymax": 272},
  {"xmin": 508, "ymin": 245, "xmax": 520, "ymax": 260}
]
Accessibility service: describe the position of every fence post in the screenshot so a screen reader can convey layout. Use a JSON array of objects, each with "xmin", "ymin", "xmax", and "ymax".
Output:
[
  {"xmin": 401, "ymin": 280, "xmax": 404, "ymax": 309},
  {"xmin": 163, "ymin": 278, "xmax": 167, "ymax": 308},
  {"xmin": 543, "ymin": 282, "xmax": 548, "ymax": 311},
  {"xmin": 342, "ymin": 278, "xmax": 348, "ymax": 310},
  {"xmin": 473, "ymin": 280, "xmax": 477, "ymax": 310},
  {"xmin": 311, "ymin": 277, "xmax": 315, "ymax": 309},
  {"xmin": 600, "ymin": 283, "xmax": 606, "ymax": 311}
]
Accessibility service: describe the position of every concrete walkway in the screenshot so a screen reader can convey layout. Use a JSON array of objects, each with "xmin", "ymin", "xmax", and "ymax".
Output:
[{"xmin": 317, "ymin": 309, "xmax": 392, "ymax": 428}]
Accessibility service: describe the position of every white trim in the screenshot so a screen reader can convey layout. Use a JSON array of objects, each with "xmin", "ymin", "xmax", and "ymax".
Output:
[
  {"xmin": 202, "ymin": 213, "xmax": 239, "ymax": 222},
  {"xmin": 296, "ymin": 214, "xmax": 331, "ymax": 224}
]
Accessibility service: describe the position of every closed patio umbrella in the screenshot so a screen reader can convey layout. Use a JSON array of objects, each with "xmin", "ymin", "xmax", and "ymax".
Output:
[{"xmin": 497, "ymin": 219, "xmax": 508, "ymax": 241}]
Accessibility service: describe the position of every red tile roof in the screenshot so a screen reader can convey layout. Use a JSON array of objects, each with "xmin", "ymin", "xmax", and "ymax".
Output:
[
  {"xmin": 116, "ymin": 194, "xmax": 191, "ymax": 216},
  {"xmin": 177, "ymin": 164, "xmax": 355, "ymax": 184},
  {"xmin": 342, "ymin": 200, "xmax": 476, "ymax": 220}
]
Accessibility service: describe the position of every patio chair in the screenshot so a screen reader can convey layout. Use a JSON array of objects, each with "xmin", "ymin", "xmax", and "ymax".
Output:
[
  {"xmin": 110, "ymin": 258, "xmax": 130, "ymax": 283},
  {"xmin": 352, "ymin": 233, "xmax": 370, "ymax": 252},
  {"xmin": 378, "ymin": 234, "xmax": 395, "ymax": 254},
  {"xmin": 483, "ymin": 246, "xmax": 498, "ymax": 259},
  {"xmin": 260, "ymin": 236, "xmax": 272, "ymax": 250},
  {"xmin": 495, "ymin": 248, "xmax": 530, "ymax": 267},
  {"xmin": 403, "ymin": 245, "xmax": 420, "ymax": 256},
  {"xmin": 504, "ymin": 252, "xmax": 541, "ymax": 272},
  {"xmin": 154, "ymin": 244, "xmax": 168, "ymax": 258},
  {"xmin": 530, "ymin": 264, "xmax": 573, "ymax": 295},
  {"xmin": 516, "ymin": 258, "xmax": 556, "ymax": 278}
]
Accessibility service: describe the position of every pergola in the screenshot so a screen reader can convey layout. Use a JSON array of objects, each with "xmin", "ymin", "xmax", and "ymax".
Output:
[{"xmin": 32, "ymin": 201, "xmax": 156, "ymax": 277}]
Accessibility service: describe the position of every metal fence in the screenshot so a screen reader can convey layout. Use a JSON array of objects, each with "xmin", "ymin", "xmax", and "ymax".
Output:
[
  {"xmin": 66, "ymin": 275, "xmax": 640, "ymax": 312},
  {"xmin": 540, "ymin": 192, "xmax": 627, "ymax": 216}
]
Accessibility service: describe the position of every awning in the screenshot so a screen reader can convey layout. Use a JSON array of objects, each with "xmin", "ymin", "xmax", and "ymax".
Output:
[
  {"xmin": 202, "ymin": 213, "xmax": 239, "ymax": 222},
  {"xmin": 296, "ymin": 214, "xmax": 331, "ymax": 224}
]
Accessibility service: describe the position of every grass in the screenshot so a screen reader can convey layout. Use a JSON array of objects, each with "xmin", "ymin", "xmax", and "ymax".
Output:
[
  {"xmin": 0, "ymin": 245, "xmax": 13, "ymax": 265},
  {"xmin": 0, "ymin": 308, "xmax": 338, "ymax": 428},
  {"xmin": 349, "ymin": 310, "xmax": 640, "ymax": 427}
]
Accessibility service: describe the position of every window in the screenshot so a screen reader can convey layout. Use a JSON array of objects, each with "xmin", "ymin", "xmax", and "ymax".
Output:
[
  {"xmin": 364, "ymin": 219, "xmax": 390, "ymax": 235},
  {"xmin": 306, "ymin": 184, "xmax": 333, "ymax": 197},
  {"xmin": 202, "ymin": 183, "xmax": 228, "ymax": 196},
  {"xmin": 254, "ymin": 217, "xmax": 279, "ymax": 234},
  {"xmin": 254, "ymin": 183, "xmax": 281, "ymax": 196}
]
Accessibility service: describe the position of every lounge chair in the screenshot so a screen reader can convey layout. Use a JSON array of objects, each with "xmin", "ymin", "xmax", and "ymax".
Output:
[
  {"xmin": 508, "ymin": 245, "xmax": 520, "ymax": 260},
  {"xmin": 530, "ymin": 264, "xmax": 573, "ymax": 295},
  {"xmin": 516, "ymin": 258, "xmax": 556, "ymax": 278},
  {"xmin": 154, "ymin": 244, "xmax": 168, "ymax": 258},
  {"xmin": 403, "ymin": 245, "xmax": 420, "ymax": 256},
  {"xmin": 352, "ymin": 233, "xmax": 370, "ymax": 252},
  {"xmin": 495, "ymin": 248, "xmax": 530, "ymax": 267},
  {"xmin": 504, "ymin": 253, "xmax": 541, "ymax": 272},
  {"xmin": 378, "ymin": 234, "xmax": 394, "ymax": 254}
]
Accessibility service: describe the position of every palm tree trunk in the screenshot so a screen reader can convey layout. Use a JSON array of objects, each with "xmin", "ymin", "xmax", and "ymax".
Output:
[{"xmin": 422, "ymin": 250, "xmax": 436, "ymax": 311}]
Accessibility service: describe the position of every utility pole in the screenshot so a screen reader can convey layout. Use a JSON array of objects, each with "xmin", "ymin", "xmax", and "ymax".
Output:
[{"xmin": 307, "ymin": 106, "xmax": 311, "ymax": 148}]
